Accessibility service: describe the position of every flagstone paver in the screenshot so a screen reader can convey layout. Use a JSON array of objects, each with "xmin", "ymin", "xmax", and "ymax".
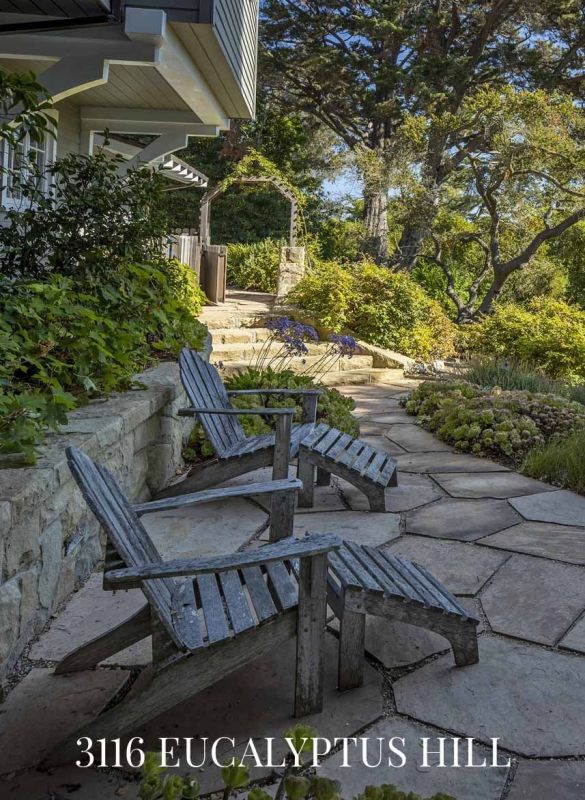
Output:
[
  {"xmin": 363, "ymin": 410, "xmax": 413, "ymax": 424},
  {"xmin": 396, "ymin": 451, "xmax": 510, "ymax": 473},
  {"xmin": 431, "ymin": 472, "xmax": 555, "ymax": 499},
  {"xmin": 510, "ymin": 490, "xmax": 585, "ymax": 527},
  {"xmin": 359, "ymin": 433, "xmax": 407, "ymax": 456},
  {"xmin": 339, "ymin": 472, "xmax": 443, "ymax": 512},
  {"xmin": 0, "ymin": 668, "xmax": 130, "ymax": 773},
  {"xmin": 479, "ymin": 521, "xmax": 585, "ymax": 565},
  {"xmin": 293, "ymin": 510, "xmax": 401, "ymax": 547},
  {"xmin": 317, "ymin": 715, "xmax": 509, "ymax": 799},
  {"xmin": 386, "ymin": 535, "xmax": 509, "ymax": 595},
  {"xmin": 506, "ymin": 760, "xmax": 585, "ymax": 799},
  {"xmin": 395, "ymin": 635, "xmax": 585, "ymax": 757},
  {"xmin": 4, "ymin": 763, "xmax": 135, "ymax": 800},
  {"xmin": 405, "ymin": 497, "xmax": 521, "ymax": 540},
  {"xmin": 29, "ymin": 573, "xmax": 150, "ymax": 667},
  {"xmin": 480, "ymin": 554, "xmax": 585, "ymax": 645},
  {"xmin": 559, "ymin": 614, "xmax": 585, "ymax": 653},
  {"xmin": 144, "ymin": 496, "xmax": 266, "ymax": 559},
  {"xmin": 385, "ymin": 424, "xmax": 453, "ymax": 452},
  {"xmin": 136, "ymin": 634, "xmax": 383, "ymax": 793}
]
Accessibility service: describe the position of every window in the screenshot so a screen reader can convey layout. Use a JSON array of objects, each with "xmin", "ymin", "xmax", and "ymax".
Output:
[{"xmin": 1, "ymin": 131, "xmax": 55, "ymax": 209}]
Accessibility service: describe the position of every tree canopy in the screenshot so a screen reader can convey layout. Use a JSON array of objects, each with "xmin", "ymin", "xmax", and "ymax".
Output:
[{"xmin": 261, "ymin": 0, "xmax": 585, "ymax": 264}]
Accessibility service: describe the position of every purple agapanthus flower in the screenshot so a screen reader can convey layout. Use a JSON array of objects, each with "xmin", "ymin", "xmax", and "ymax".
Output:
[
  {"xmin": 266, "ymin": 317, "xmax": 319, "ymax": 356},
  {"xmin": 329, "ymin": 333, "xmax": 358, "ymax": 358}
]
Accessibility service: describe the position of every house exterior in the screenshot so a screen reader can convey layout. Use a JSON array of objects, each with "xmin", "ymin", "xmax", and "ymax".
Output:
[{"xmin": 0, "ymin": 0, "xmax": 259, "ymax": 203}]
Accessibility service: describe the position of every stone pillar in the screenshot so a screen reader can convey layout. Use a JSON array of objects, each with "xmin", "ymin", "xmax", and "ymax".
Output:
[{"xmin": 276, "ymin": 246, "xmax": 306, "ymax": 301}]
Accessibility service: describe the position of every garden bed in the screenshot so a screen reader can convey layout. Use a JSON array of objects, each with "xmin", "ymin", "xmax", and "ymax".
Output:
[{"xmin": 402, "ymin": 379, "xmax": 585, "ymax": 494}]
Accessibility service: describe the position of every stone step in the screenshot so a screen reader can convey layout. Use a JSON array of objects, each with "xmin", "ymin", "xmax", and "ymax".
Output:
[
  {"xmin": 210, "ymin": 328, "xmax": 273, "ymax": 345},
  {"xmin": 218, "ymin": 354, "xmax": 375, "ymax": 376},
  {"xmin": 318, "ymin": 368, "xmax": 406, "ymax": 386},
  {"xmin": 211, "ymin": 341, "xmax": 360, "ymax": 363},
  {"xmin": 200, "ymin": 310, "xmax": 274, "ymax": 330}
]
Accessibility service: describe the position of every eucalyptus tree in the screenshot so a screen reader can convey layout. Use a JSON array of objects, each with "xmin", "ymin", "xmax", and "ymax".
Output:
[{"xmin": 261, "ymin": 0, "xmax": 585, "ymax": 265}]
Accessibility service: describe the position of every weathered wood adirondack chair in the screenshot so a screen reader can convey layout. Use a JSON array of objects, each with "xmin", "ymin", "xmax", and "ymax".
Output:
[
  {"xmin": 46, "ymin": 447, "xmax": 340, "ymax": 766},
  {"xmin": 162, "ymin": 348, "xmax": 322, "ymax": 539}
]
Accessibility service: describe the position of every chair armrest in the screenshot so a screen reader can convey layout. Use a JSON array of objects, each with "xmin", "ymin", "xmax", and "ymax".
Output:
[
  {"xmin": 227, "ymin": 389, "xmax": 322, "ymax": 397},
  {"xmin": 178, "ymin": 406, "xmax": 296, "ymax": 417},
  {"xmin": 132, "ymin": 478, "xmax": 302, "ymax": 517},
  {"xmin": 105, "ymin": 533, "xmax": 341, "ymax": 584}
]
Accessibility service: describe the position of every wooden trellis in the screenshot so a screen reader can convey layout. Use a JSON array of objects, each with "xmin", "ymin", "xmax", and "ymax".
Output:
[{"xmin": 199, "ymin": 176, "xmax": 300, "ymax": 247}]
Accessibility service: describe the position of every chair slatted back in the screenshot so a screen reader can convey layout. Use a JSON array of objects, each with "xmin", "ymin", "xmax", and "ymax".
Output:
[
  {"xmin": 179, "ymin": 349, "xmax": 246, "ymax": 457},
  {"xmin": 66, "ymin": 447, "xmax": 184, "ymax": 650}
]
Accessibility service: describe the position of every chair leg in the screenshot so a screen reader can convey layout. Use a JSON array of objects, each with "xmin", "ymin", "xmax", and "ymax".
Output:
[
  {"xmin": 367, "ymin": 486, "xmax": 387, "ymax": 512},
  {"xmin": 338, "ymin": 609, "xmax": 365, "ymax": 691},
  {"xmin": 316, "ymin": 467, "xmax": 331, "ymax": 486},
  {"xmin": 269, "ymin": 490, "xmax": 295, "ymax": 542},
  {"xmin": 55, "ymin": 604, "xmax": 151, "ymax": 674},
  {"xmin": 297, "ymin": 455, "xmax": 315, "ymax": 508},
  {"xmin": 444, "ymin": 623, "xmax": 480, "ymax": 667},
  {"xmin": 295, "ymin": 553, "xmax": 328, "ymax": 716}
]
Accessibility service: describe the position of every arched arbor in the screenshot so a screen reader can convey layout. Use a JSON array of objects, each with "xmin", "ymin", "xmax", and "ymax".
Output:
[{"xmin": 199, "ymin": 175, "xmax": 300, "ymax": 247}]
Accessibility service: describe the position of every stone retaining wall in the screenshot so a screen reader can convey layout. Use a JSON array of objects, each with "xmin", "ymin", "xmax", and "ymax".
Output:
[{"xmin": 0, "ymin": 361, "xmax": 195, "ymax": 679}]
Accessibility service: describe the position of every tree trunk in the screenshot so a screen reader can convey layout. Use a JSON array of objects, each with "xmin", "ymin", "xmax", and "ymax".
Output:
[
  {"xmin": 394, "ymin": 127, "xmax": 446, "ymax": 272},
  {"xmin": 475, "ymin": 267, "xmax": 511, "ymax": 317},
  {"xmin": 362, "ymin": 186, "xmax": 389, "ymax": 263}
]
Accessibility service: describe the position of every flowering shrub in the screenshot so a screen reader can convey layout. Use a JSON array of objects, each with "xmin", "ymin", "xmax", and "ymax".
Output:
[
  {"xmin": 183, "ymin": 367, "xmax": 359, "ymax": 462},
  {"xmin": 254, "ymin": 317, "xmax": 319, "ymax": 371},
  {"xmin": 288, "ymin": 261, "xmax": 457, "ymax": 360},
  {"xmin": 404, "ymin": 381, "xmax": 585, "ymax": 465},
  {"xmin": 253, "ymin": 317, "xmax": 358, "ymax": 379}
]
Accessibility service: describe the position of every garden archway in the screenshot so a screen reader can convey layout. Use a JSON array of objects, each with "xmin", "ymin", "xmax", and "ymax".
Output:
[{"xmin": 199, "ymin": 175, "xmax": 300, "ymax": 247}]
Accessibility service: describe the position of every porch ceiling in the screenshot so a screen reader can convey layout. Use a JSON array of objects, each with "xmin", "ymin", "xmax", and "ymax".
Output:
[
  {"xmin": 0, "ymin": 0, "xmax": 109, "ymax": 16},
  {"xmin": 69, "ymin": 64, "xmax": 193, "ymax": 113}
]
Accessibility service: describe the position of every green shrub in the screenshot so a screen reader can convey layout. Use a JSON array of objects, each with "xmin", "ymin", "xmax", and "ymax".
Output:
[
  {"xmin": 316, "ymin": 218, "xmax": 364, "ymax": 262},
  {"xmin": 462, "ymin": 359, "xmax": 585, "ymax": 405},
  {"xmin": 0, "ymin": 259, "xmax": 207, "ymax": 461},
  {"xmin": 466, "ymin": 298, "xmax": 585, "ymax": 382},
  {"xmin": 183, "ymin": 367, "xmax": 359, "ymax": 462},
  {"xmin": 288, "ymin": 260, "xmax": 457, "ymax": 360},
  {"xmin": 404, "ymin": 380, "xmax": 585, "ymax": 465},
  {"xmin": 523, "ymin": 430, "xmax": 585, "ymax": 495},
  {"xmin": 0, "ymin": 148, "xmax": 169, "ymax": 279},
  {"xmin": 227, "ymin": 238, "xmax": 284, "ymax": 293}
]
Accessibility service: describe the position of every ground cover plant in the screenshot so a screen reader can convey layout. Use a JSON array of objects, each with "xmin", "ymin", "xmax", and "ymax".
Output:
[{"xmin": 403, "ymin": 380, "xmax": 585, "ymax": 468}]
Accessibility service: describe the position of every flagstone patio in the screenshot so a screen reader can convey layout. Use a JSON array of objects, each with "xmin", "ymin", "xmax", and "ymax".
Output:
[{"xmin": 2, "ymin": 379, "xmax": 585, "ymax": 800}]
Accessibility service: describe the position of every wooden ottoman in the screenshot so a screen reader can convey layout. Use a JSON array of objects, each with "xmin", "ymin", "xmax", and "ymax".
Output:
[
  {"xmin": 298, "ymin": 424, "xmax": 398, "ymax": 512},
  {"xmin": 326, "ymin": 540, "xmax": 480, "ymax": 689}
]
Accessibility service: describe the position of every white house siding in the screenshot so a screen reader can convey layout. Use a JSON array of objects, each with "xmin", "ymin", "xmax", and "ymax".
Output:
[{"xmin": 54, "ymin": 101, "xmax": 82, "ymax": 158}]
